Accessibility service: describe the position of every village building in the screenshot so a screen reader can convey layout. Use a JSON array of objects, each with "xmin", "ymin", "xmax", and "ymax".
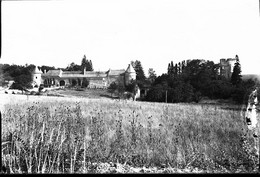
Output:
[{"xmin": 32, "ymin": 63, "xmax": 136, "ymax": 89}]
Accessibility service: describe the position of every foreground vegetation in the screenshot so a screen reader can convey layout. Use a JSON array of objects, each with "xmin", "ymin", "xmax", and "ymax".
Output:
[{"xmin": 1, "ymin": 96, "xmax": 259, "ymax": 173}]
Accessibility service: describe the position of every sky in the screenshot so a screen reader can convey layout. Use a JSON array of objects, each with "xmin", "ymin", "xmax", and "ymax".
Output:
[{"xmin": 1, "ymin": 0, "xmax": 260, "ymax": 76}]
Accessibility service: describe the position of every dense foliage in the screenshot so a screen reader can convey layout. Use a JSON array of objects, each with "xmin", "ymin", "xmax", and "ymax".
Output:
[
  {"xmin": 131, "ymin": 60, "xmax": 147, "ymax": 87},
  {"xmin": 0, "ymin": 64, "xmax": 35, "ymax": 90},
  {"xmin": 144, "ymin": 57, "xmax": 257, "ymax": 104},
  {"xmin": 81, "ymin": 55, "xmax": 93, "ymax": 72},
  {"xmin": 66, "ymin": 55, "xmax": 93, "ymax": 72}
]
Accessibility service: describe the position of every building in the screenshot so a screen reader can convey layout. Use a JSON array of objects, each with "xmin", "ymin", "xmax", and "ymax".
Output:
[
  {"xmin": 32, "ymin": 63, "xmax": 136, "ymax": 89},
  {"xmin": 219, "ymin": 58, "xmax": 236, "ymax": 79},
  {"xmin": 32, "ymin": 67, "xmax": 43, "ymax": 87}
]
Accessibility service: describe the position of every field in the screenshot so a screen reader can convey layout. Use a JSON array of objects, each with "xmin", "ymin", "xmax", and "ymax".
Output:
[{"xmin": 1, "ymin": 93, "xmax": 259, "ymax": 173}]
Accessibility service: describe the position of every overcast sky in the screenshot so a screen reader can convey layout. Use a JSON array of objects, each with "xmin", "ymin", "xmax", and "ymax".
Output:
[{"xmin": 1, "ymin": 0, "xmax": 260, "ymax": 76}]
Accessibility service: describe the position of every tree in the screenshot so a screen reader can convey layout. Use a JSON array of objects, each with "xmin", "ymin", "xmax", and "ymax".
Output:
[
  {"xmin": 178, "ymin": 62, "xmax": 181, "ymax": 74},
  {"xmin": 131, "ymin": 60, "xmax": 146, "ymax": 83},
  {"xmin": 40, "ymin": 65, "xmax": 55, "ymax": 73},
  {"xmin": 148, "ymin": 68, "xmax": 157, "ymax": 84},
  {"xmin": 145, "ymin": 84, "xmax": 165, "ymax": 102},
  {"xmin": 231, "ymin": 55, "xmax": 242, "ymax": 86},
  {"xmin": 71, "ymin": 79, "xmax": 77, "ymax": 86},
  {"xmin": 66, "ymin": 62, "xmax": 81, "ymax": 71},
  {"xmin": 125, "ymin": 81, "xmax": 137, "ymax": 93},
  {"xmin": 81, "ymin": 55, "xmax": 94, "ymax": 72},
  {"xmin": 174, "ymin": 63, "xmax": 178, "ymax": 77},
  {"xmin": 168, "ymin": 61, "xmax": 175, "ymax": 76},
  {"xmin": 89, "ymin": 60, "xmax": 93, "ymax": 71},
  {"xmin": 6, "ymin": 64, "xmax": 35, "ymax": 90},
  {"xmin": 11, "ymin": 74, "xmax": 33, "ymax": 90},
  {"xmin": 108, "ymin": 82, "xmax": 118, "ymax": 97},
  {"xmin": 117, "ymin": 82, "xmax": 126, "ymax": 97},
  {"xmin": 0, "ymin": 64, "xmax": 13, "ymax": 86},
  {"xmin": 81, "ymin": 78, "xmax": 89, "ymax": 88}
]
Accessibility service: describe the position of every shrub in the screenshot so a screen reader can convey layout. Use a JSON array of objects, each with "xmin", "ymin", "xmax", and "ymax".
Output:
[{"xmin": 81, "ymin": 78, "xmax": 89, "ymax": 88}]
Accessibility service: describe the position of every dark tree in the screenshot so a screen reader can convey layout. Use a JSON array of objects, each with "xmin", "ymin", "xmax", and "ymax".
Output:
[
  {"xmin": 108, "ymin": 82, "xmax": 118, "ymax": 97},
  {"xmin": 40, "ymin": 65, "xmax": 55, "ymax": 73},
  {"xmin": 5, "ymin": 64, "xmax": 35, "ymax": 90},
  {"xmin": 167, "ymin": 63, "xmax": 171, "ymax": 75},
  {"xmin": 66, "ymin": 62, "xmax": 81, "ymax": 71},
  {"xmin": 181, "ymin": 60, "xmax": 186, "ymax": 73},
  {"xmin": 117, "ymin": 82, "xmax": 125, "ymax": 97},
  {"xmin": 131, "ymin": 60, "xmax": 146, "ymax": 82},
  {"xmin": 71, "ymin": 79, "xmax": 77, "ymax": 86},
  {"xmin": 81, "ymin": 78, "xmax": 89, "ymax": 88},
  {"xmin": 81, "ymin": 55, "xmax": 88, "ymax": 72},
  {"xmin": 174, "ymin": 63, "xmax": 178, "ymax": 77},
  {"xmin": 178, "ymin": 62, "xmax": 181, "ymax": 74},
  {"xmin": 11, "ymin": 74, "xmax": 33, "ymax": 90},
  {"xmin": 231, "ymin": 55, "xmax": 242, "ymax": 86},
  {"xmin": 0, "ymin": 64, "xmax": 13, "ymax": 86},
  {"xmin": 89, "ymin": 60, "xmax": 93, "ymax": 71},
  {"xmin": 168, "ymin": 61, "xmax": 175, "ymax": 76},
  {"xmin": 145, "ymin": 84, "xmax": 165, "ymax": 102},
  {"xmin": 148, "ymin": 68, "xmax": 157, "ymax": 84},
  {"xmin": 81, "ymin": 55, "xmax": 93, "ymax": 72}
]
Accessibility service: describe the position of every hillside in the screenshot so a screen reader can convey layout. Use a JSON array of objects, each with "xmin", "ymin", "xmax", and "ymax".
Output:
[{"xmin": 242, "ymin": 74, "xmax": 260, "ymax": 83}]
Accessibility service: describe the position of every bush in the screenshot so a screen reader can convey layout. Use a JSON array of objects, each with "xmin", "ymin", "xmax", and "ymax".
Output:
[
  {"xmin": 81, "ymin": 78, "xmax": 89, "ymax": 88},
  {"xmin": 108, "ymin": 82, "xmax": 118, "ymax": 97},
  {"xmin": 71, "ymin": 79, "xmax": 77, "ymax": 86},
  {"xmin": 30, "ymin": 91, "xmax": 37, "ymax": 95}
]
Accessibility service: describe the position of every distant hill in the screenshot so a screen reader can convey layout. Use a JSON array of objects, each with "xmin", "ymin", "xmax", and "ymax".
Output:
[{"xmin": 242, "ymin": 74, "xmax": 260, "ymax": 83}]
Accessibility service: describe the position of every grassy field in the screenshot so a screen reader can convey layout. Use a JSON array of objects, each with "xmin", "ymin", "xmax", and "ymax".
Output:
[
  {"xmin": 1, "ymin": 93, "xmax": 259, "ymax": 173},
  {"xmin": 51, "ymin": 88, "xmax": 113, "ymax": 99}
]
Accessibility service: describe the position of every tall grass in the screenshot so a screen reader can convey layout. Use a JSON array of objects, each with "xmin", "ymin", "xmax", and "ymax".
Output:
[{"xmin": 1, "ymin": 97, "xmax": 259, "ymax": 173}]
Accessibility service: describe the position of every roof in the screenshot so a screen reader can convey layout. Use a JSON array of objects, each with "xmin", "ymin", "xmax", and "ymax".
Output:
[
  {"xmin": 62, "ymin": 71, "xmax": 82, "ymax": 77},
  {"xmin": 84, "ymin": 71, "xmax": 107, "ymax": 78},
  {"xmin": 63, "ymin": 71, "xmax": 82, "ymax": 74},
  {"xmin": 33, "ymin": 66, "xmax": 43, "ymax": 74},
  {"xmin": 125, "ymin": 64, "xmax": 135, "ymax": 73},
  {"xmin": 108, "ymin": 69, "xmax": 125, "ymax": 76},
  {"xmin": 42, "ymin": 70, "xmax": 60, "ymax": 77}
]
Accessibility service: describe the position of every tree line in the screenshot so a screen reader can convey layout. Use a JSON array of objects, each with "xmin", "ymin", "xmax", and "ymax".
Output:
[{"xmin": 144, "ymin": 55, "xmax": 258, "ymax": 104}]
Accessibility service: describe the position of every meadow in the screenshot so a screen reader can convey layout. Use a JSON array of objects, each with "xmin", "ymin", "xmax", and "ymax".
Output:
[{"xmin": 1, "ymin": 94, "xmax": 259, "ymax": 173}]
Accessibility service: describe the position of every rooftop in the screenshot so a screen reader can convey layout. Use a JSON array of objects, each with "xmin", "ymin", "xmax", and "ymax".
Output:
[
  {"xmin": 108, "ymin": 69, "xmax": 125, "ymax": 76},
  {"xmin": 84, "ymin": 71, "xmax": 107, "ymax": 78},
  {"xmin": 42, "ymin": 70, "xmax": 60, "ymax": 76}
]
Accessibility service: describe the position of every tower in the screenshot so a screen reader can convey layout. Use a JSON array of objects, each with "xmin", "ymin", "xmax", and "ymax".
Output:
[
  {"xmin": 32, "ymin": 66, "xmax": 43, "ymax": 87},
  {"xmin": 219, "ymin": 57, "xmax": 236, "ymax": 79},
  {"xmin": 125, "ymin": 64, "xmax": 136, "ymax": 86}
]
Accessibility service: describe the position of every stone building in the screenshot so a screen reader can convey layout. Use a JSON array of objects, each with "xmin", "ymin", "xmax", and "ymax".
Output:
[
  {"xmin": 32, "ymin": 63, "xmax": 136, "ymax": 89},
  {"xmin": 219, "ymin": 58, "xmax": 236, "ymax": 79}
]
